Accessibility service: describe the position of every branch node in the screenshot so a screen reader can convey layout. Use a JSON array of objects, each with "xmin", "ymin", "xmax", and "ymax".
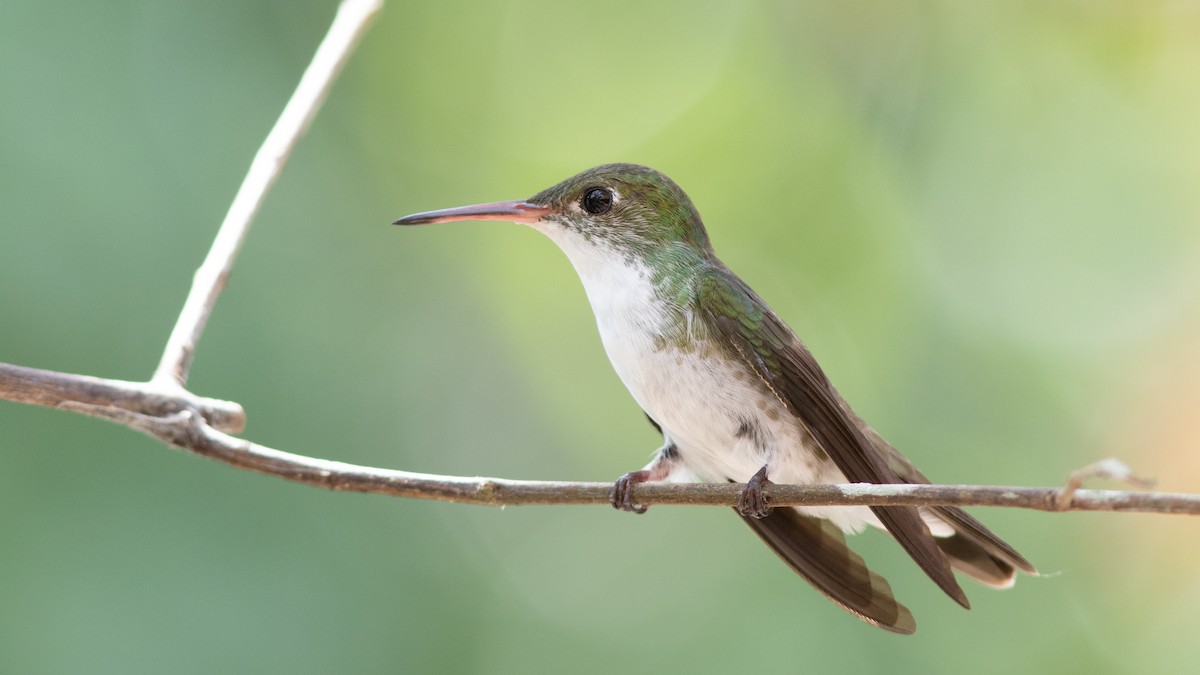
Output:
[{"xmin": 475, "ymin": 479, "xmax": 500, "ymax": 504}]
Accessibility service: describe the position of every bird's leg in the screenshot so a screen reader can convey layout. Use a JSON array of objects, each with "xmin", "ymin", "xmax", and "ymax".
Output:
[
  {"xmin": 611, "ymin": 442, "xmax": 677, "ymax": 514},
  {"xmin": 736, "ymin": 465, "xmax": 774, "ymax": 519}
]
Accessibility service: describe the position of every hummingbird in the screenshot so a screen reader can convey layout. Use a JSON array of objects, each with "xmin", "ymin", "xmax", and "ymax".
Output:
[{"xmin": 394, "ymin": 163, "xmax": 1035, "ymax": 633}]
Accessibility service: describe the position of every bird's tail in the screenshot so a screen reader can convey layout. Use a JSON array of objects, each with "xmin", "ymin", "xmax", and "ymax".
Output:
[
  {"xmin": 855, "ymin": 424, "xmax": 1039, "ymax": 588},
  {"xmin": 925, "ymin": 505, "xmax": 1039, "ymax": 588},
  {"xmin": 738, "ymin": 507, "xmax": 917, "ymax": 633}
]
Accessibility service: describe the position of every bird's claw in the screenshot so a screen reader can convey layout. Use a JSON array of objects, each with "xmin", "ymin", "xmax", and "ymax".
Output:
[
  {"xmin": 611, "ymin": 470, "xmax": 650, "ymax": 514},
  {"xmin": 736, "ymin": 466, "xmax": 773, "ymax": 519}
]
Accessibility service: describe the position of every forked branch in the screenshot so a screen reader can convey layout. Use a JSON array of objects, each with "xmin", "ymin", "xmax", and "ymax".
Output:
[{"xmin": 2, "ymin": 0, "xmax": 1196, "ymax": 519}]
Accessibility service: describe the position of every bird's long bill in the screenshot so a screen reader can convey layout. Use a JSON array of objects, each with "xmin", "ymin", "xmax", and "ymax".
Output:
[{"xmin": 392, "ymin": 200, "xmax": 550, "ymax": 226}]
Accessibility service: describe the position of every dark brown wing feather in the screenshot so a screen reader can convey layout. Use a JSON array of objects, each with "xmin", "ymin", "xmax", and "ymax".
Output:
[
  {"xmin": 740, "ymin": 507, "xmax": 917, "ymax": 633},
  {"xmin": 697, "ymin": 267, "xmax": 969, "ymax": 608},
  {"xmin": 928, "ymin": 506, "xmax": 1037, "ymax": 586},
  {"xmin": 860, "ymin": 411, "xmax": 1038, "ymax": 585}
]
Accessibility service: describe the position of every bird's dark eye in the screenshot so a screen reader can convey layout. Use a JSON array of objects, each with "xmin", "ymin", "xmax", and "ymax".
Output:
[{"xmin": 582, "ymin": 187, "xmax": 613, "ymax": 215}]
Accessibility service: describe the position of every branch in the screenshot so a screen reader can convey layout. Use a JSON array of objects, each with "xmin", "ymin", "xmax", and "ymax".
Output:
[
  {"xmin": 32, "ymin": 398, "xmax": 1200, "ymax": 515},
  {"xmin": 152, "ymin": 0, "xmax": 384, "ymax": 388},
  {"xmin": 3, "ymin": 361, "xmax": 1193, "ymax": 511}
]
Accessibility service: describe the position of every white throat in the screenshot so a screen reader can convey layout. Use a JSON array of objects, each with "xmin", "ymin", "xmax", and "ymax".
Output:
[{"xmin": 534, "ymin": 222, "xmax": 673, "ymax": 336}]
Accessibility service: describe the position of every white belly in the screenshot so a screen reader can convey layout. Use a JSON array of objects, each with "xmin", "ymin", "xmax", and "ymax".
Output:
[
  {"xmin": 546, "ymin": 229, "xmax": 879, "ymax": 533},
  {"xmin": 604, "ymin": 328, "xmax": 811, "ymax": 479},
  {"xmin": 603, "ymin": 320, "xmax": 886, "ymax": 532}
]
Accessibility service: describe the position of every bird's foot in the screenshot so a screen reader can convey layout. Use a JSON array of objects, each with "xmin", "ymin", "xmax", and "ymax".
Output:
[
  {"xmin": 611, "ymin": 470, "xmax": 651, "ymax": 514},
  {"xmin": 736, "ymin": 466, "xmax": 773, "ymax": 519}
]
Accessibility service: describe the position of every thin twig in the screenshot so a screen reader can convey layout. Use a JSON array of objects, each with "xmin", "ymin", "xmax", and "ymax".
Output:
[
  {"xmin": 152, "ymin": 0, "xmax": 384, "ymax": 387},
  {"xmin": 1055, "ymin": 457, "xmax": 1155, "ymax": 510}
]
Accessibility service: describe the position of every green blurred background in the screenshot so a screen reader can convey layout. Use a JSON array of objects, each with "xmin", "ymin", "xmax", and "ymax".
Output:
[{"xmin": 3, "ymin": 1, "xmax": 1199, "ymax": 672}]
